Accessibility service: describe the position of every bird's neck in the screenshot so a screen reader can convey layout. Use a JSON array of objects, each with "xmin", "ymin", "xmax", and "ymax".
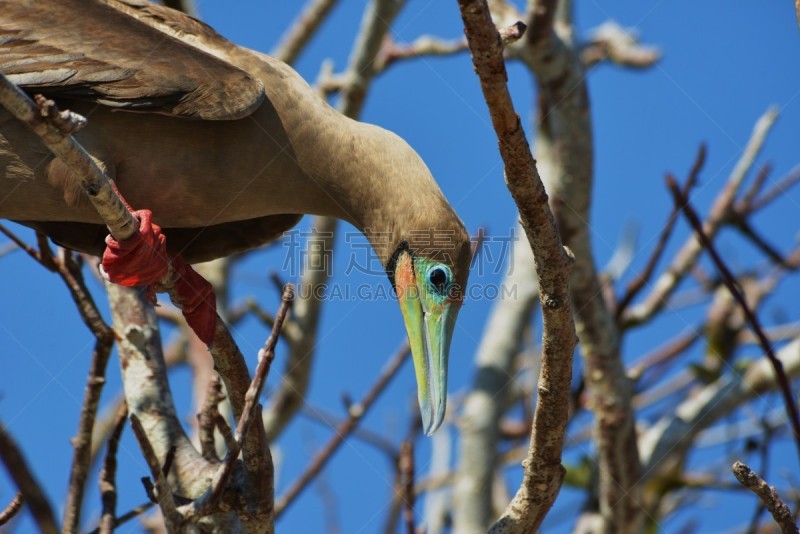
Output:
[
  {"xmin": 305, "ymin": 118, "xmax": 453, "ymax": 265},
  {"xmin": 246, "ymin": 54, "xmax": 455, "ymax": 265}
]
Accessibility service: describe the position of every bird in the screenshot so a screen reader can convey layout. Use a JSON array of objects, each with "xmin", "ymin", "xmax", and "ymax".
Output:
[{"xmin": 0, "ymin": 0, "xmax": 471, "ymax": 435}]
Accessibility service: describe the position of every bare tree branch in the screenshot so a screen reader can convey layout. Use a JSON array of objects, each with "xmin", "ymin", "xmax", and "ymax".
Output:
[
  {"xmin": 271, "ymin": 0, "xmax": 340, "ymax": 64},
  {"xmin": 0, "ymin": 422, "xmax": 59, "ymax": 534},
  {"xmin": 0, "ymin": 493, "xmax": 23, "ymax": 527},
  {"xmin": 98, "ymin": 403, "xmax": 128, "ymax": 534},
  {"xmin": 300, "ymin": 403, "xmax": 400, "ymax": 457},
  {"xmin": 623, "ymin": 108, "xmax": 779, "ymax": 327},
  {"xmin": 179, "ymin": 285, "xmax": 294, "ymax": 523},
  {"xmin": 455, "ymin": 1, "xmax": 579, "ymax": 531},
  {"xmin": 377, "ymin": 35, "xmax": 468, "ymax": 73},
  {"xmin": 129, "ymin": 416, "xmax": 182, "ymax": 530},
  {"xmin": 732, "ymin": 461, "xmax": 798, "ymax": 534},
  {"xmin": 197, "ymin": 374, "xmax": 226, "ymax": 462},
  {"xmin": 275, "ymin": 343, "xmax": 412, "ymax": 517},
  {"xmin": 60, "ymin": 250, "xmax": 117, "ymax": 534},
  {"xmin": 401, "ymin": 441, "xmax": 416, "ymax": 534},
  {"xmin": 580, "ymin": 21, "xmax": 661, "ymax": 69},
  {"xmin": 518, "ymin": 0, "xmax": 648, "ymax": 528},
  {"xmin": 0, "ymin": 226, "xmax": 115, "ymax": 533},
  {"xmin": 666, "ymin": 177, "xmax": 800, "ymax": 463},
  {"xmin": 454, "ymin": 226, "xmax": 539, "ymax": 532},
  {"xmin": 616, "ymin": 144, "xmax": 706, "ymax": 320},
  {"xmin": 639, "ymin": 337, "xmax": 800, "ymax": 486},
  {"xmin": 747, "ymin": 164, "xmax": 800, "ymax": 215}
]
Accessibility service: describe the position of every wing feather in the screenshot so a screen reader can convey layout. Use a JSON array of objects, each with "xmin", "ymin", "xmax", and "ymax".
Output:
[{"xmin": 0, "ymin": 0, "xmax": 265, "ymax": 120}]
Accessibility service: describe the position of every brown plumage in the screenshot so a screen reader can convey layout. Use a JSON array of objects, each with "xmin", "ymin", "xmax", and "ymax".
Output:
[
  {"xmin": 0, "ymin": 0, "xmax": 469, "ymax": 270},
  {"xmin": 0, "ymin": 0, "xmax": 470, "ymax": 433}
]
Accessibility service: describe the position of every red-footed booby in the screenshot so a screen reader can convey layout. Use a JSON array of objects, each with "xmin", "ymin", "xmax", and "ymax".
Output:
[{"xmin": 0, "ymin": 0, "xmax": 471, "ymax": 434}]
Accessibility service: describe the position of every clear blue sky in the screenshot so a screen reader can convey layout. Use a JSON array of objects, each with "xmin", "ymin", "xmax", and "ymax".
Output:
[{"xmin": 1, "ymin": 1, "xmax": 799, "ymax": 532}]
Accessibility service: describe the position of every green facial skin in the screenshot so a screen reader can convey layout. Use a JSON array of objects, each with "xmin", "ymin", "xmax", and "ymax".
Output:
[{"xmin": 396, "ymin": 253, "xmax": 460, "ymax": 435}]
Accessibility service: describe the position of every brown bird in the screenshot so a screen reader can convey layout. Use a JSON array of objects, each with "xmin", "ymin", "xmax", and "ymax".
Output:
[{"xmin": 0, "ymin": 0, "xmax": 470, "ymax": 434}]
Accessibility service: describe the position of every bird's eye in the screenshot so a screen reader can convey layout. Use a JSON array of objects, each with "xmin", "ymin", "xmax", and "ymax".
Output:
[{"xmin": 428, "ymin": 266, "xmax": 449, "ymax": 294}]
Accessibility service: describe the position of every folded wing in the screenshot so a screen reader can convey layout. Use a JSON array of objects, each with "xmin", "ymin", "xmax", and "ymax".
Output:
[{"xmin": 0, "ymin": 0, "xmax": 264, "ymax": 120}]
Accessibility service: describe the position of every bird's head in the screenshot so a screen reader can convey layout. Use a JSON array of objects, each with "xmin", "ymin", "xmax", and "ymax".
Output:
[
  {"xmin": 342, "ymin": 126, "xmax": 471, "ymax": 435},
  {"xmin": 387, "ymin": 225, "xmax": 471, "ymax": 435}
]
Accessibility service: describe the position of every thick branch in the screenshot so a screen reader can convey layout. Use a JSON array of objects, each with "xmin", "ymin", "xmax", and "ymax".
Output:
[
  {"xmin": 520, "ymin": 0, "xmax": 646, "ymax": 529},
  {"xmin": 107, "ymin": 283, "xmax": 233, "ymax": 528},
  {"xmin": 180, "ymin": 285, "xmax": 293, "ymax": 522},
  {"xmin": 456, "ymin": 1, "xmax": 578, "ymax": 531},
  {"xmin": 454, "ymin": 226, "xmax": 539, "ymax": 532}
]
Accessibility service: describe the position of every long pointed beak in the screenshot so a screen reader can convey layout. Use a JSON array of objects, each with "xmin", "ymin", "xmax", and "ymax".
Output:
[{"xmin": 395, "ymin": 254, "xmax": 458, "ymax": 435}]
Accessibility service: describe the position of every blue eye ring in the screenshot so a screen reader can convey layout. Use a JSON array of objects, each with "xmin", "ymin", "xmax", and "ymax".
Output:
[{"xmin": 426, "ymin": 264, "xmax": 451, "ymax": 295}]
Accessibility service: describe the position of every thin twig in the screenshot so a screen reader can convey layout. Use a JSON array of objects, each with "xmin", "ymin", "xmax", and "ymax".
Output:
[
  {"xmin": 737, "ymin": 162, "xmax": 773, "ymax": 213},
  {"xmin": 0, "ymin": 493, "xmax": 23, "ymax": 526},
  {"xmin": 98, "ymin": 403, "xmax": 128, "ymax": 534},
  {"xmin": 0, "ymin": 423, "xmax": 59, "ymax": 534},
  {"xmin": 748, "ymin": 164, "xmax": 800, "ymax": 214},
  {"xmin": 87, "ymin": 503, "xmax": 155, "ymax": 534},
  {"xmin": 376, "ymin": 35, "xmax": 468, "ymax": 72},
  {"xmin": 667, "ymin": 177, "xmax": 800, "ymax": 465},
  {"xmin": 616, "ymin": 144, "xmax": 705, "ymax": 320},
  {"xmin": 0, "ymin": 227, "xmax": 118, "ymax": 531},
  {"xmin": 60, "ymin": 250, "xmax": 117, "ymax": 534},
  {"xmin": 275, "ymin": 342, "xmax": 412, "ymax": 517},
  {"xmin": 198, "ymin": 374, "xmax": 226, "ymax": 462},
  {"xmin": 624, "ymin": 108, "xmax": 779, "ymax": 327},
  {"xmin": 128, "ymin": 415, "xmax": 182, "ymax": 529},
  {"xmin": 0, "ymin": 223, "xmax": 44, "ymax": 264},
  {"xmin": 401, "ymin": 441, "xmax": 416, "ymax": 534},
  {"xmin": 732, "ymin": 461, "xmax": 798, "ymax": 534},
  {"xmin": 299, "ymin": 403, "xmax": 400, "ymax": 458},
  {"xmin": 628, "ymin": 328, "xmax": 702, "ymax": 382}
]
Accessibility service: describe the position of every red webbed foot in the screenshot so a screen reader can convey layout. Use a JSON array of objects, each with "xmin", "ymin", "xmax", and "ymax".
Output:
[{"xmin": 101, "ymin": 209, "xmax": 217, "ymax": 345}]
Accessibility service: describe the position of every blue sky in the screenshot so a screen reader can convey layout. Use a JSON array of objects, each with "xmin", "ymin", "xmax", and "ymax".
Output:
[{"xmin": 1, "ymin": 1, "xmax": 799, "ymax": 532}]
